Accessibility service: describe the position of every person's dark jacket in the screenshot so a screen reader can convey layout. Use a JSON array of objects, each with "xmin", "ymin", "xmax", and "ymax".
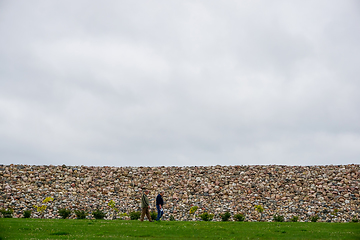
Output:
[{"xmin": 156, "ymin": 194, "xmax": 164, "ymax": 206}]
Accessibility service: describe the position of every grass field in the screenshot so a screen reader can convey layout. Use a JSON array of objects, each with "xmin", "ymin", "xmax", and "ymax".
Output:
[{"xmin": 0, "ymin": 219, "xmax": 359, "ymax": 239}]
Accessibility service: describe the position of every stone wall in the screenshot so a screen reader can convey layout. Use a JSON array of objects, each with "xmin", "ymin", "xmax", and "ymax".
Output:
[{"xmin": 1, "ymin": 164, "xmax": 359, "ymax": 222}]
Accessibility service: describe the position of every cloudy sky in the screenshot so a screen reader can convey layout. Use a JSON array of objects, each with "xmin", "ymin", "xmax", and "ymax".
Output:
[{"xmin": 1, "ymin": 0, "xmax": 359, "ymax": 167}]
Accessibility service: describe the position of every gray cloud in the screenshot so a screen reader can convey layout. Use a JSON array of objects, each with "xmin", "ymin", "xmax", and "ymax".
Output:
[{"xmin": 1, "ymin": 0, "xmax": 359, "ymax": 166}]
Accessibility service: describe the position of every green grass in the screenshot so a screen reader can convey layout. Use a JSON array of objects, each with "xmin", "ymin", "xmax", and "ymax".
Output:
[{"xmin": 0, "ymin": 219, "xmax": 359, "ymax": 239}]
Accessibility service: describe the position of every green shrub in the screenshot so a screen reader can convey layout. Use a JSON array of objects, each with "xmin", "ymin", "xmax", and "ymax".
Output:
[
  {"xmin": 199, "ymin": 212, "xmax": 214, "ymax": 221},
  {"xmin": 0, "ymin": 208, "xmax": 13, "ymax": 218},
  {"xmin": 58, "ymin": 208, "xmax": 71, "ymax": 219},
  {"xmin": 273, "ymin": 214, "xmax": 284, "ymax": 222},
  {"xmin": 310, "ymin": 215, "xmax": 319, "ymax": 222},
  {"xmin": 220, "ymin": 211, "xmax": 231, "ymax": 221},
  {"xmin": 129, "ymin": 211, "xmax": 141, "ymax": 220},
  {"xmin": 74, "ymin": 210, "xmax": 87, "ymax": 219},
  {"xmin": 150, "ymin": 211, "xmax": 157, "ymax": 221},
  {"xmin": 290, "ymin": 216, "xmax": 299, "ymax": 222},
  {"xmin": 92, "ymin": 209, "xmax": 106, "ymax": 219},
  {"xmin": 234, "ymin": 213, "xmax": 245, "ymax": 221},
  {"xmin": 351, "ymin": 217, "xmax": 359, "ymax": 223},
  {"xmin": 23, "ymin": 210, "xmax": 32, "ymax": 218},
  {"xmin": 169, "ymin": 215, "xmax": 175, "ymax": 221}
]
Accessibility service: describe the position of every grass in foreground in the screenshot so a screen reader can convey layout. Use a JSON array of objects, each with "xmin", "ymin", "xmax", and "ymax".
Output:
[{"xmin": 0, "ymin": 219, "xmax": 359, "ymax": 239}]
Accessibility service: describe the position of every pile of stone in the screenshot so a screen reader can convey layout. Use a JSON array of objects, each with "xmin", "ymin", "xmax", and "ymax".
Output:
[{"xmin": 0, "ymin": 164, "xmax": 359, "ymax": 222}]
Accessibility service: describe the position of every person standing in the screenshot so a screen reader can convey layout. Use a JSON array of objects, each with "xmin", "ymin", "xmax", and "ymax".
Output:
[
  {"xmin": 156, "ymin": 191, "xmax": 164, "ymax": 221},
  {"xmin": 140, "ymin": 189, "xmax": 152, "ymax": 222}
]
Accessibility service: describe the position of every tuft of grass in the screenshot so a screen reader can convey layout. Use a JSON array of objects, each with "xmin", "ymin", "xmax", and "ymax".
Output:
[
  {"xmin": 310, "ymin": 215, "xmax": 319, "ymax": 222},
  {"xmin": 273, "ymin": 214, "xmax": 285, "ymax": 222},
  {"xmin": 220, "ymin": 211, "xmax": 231, "ymax": 221},
  {"xmin": 199, "ymin": 212, "xmax": 214, "ymax": 221},
  {"xmin": 58, "ymin": 208, "xmax": 71, "ymax": 219},
  {"xmin": 74, "ymin": 210, "xmax": 87, "ymax": 219},
  {"xmin": 23, "ymin": 210, "xmax": 32, "ymax": 218},
  {"xmin": 150, "ymin": 211, "xmax": 157, "ymax": 221},
  {"xmin": 92, "ymin": 209, "xmax": 105, "ymax": 219},
  {"xmin": 0, "ymin": 209, "xmax": 13, "ymax": 218},
  {"xmin": 234, "ymin": 213, "xmax": 245, "ymax": 222},
  {"xmin": 129, "ymin": 211, "xmax": 141, "ymax": 220}
]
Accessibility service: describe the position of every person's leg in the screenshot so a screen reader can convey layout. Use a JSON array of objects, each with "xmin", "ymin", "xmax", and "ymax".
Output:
[
  {"xmin": 140, "ymin": 208, "xmax": 146, "ymax": 221},
  {"xmin": 156, "ymin": 205, "xmax": 161, "ymax": 221},
  {"xmin": 145, "ymin": 207, "xmax": 152, "ymax": 222},
  {"xmin": 160, "ymin": 208, "xmax": 164, "ymax": 219}
]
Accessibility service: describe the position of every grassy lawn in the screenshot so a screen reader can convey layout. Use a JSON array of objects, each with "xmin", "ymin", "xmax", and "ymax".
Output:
[{"xmin": 0, "ymin": 219, "xmax": 359, "ymax": 239}]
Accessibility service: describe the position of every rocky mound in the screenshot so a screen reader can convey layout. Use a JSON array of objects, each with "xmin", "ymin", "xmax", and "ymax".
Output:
[{"xmin": 1, "ymin": 164, "xmax": 359, "ymax": 222}]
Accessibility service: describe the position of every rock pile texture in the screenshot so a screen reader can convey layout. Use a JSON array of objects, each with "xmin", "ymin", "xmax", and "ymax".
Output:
[{"xmin": 1, "ymin": 164, "xmax": 359, "ymax": 222}]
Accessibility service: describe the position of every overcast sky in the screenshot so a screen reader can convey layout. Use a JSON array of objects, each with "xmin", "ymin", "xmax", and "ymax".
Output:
[{"xmin": 1, "ymin": 0, "xmax": 360, "ymax": 167}]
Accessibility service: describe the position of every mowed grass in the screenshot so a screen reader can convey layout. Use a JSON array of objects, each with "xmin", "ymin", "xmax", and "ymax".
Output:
[{"xmin": 0, "ymin": 219, "xmax": 359, "ymax": 239}]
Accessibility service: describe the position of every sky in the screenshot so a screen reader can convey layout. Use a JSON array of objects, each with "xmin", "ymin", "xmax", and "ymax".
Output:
[{"xmin": 0, "ymin": 0, "xmax": 360, "ymax": 167}]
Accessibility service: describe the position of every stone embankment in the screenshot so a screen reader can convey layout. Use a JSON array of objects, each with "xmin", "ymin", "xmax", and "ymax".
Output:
[{"xmin": 1, "ymin": 164, "xmax": 359, "ymax": 222}]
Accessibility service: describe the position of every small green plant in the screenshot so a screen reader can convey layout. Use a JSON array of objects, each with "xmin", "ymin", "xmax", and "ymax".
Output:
[
  {"xmin": 150, "ymin": 211, "xmax": 157, "ymax": 221},
  {"xmin": 92, "ymin": 209, "xmax": 106, "ymax": 219},
  {"xmin": 273, "ymin": 214, "xmax": 285, "ymax": 222},
  {"xmin": 351, "ymin": 216, "xmax": 359, "ymax": 222},
  {"xmin": 255, "ymin": 205, "xmax": 264, "ymax": 220},
  {"xmin": 129, "ymin": 211, "xmax": 141, "ymax": 220},
  {"xmin": 33, "ymin": 205, "xmax": 47, "ymax": 215},
  {"xmin": 290, "ymin": 216, "xmax": 299, "ymax": 222},
  {"xmin": 189, "ymin": 206, "xmax": 198, "ymax": 214},
  {"xmin": 108, "ymin": 200, "xmax": 119, "ymax": 219},
  {"xmin": 33, "ymin": 197, "xmax": 54, "ymax": 218},
  {"xmin": 254, "ymin": 205, "xmax": 264, "ymax": 213},
  {"xmin": 169, "ymin": 215, "xmax": 175, "ymax": 221},
  {"xmin": 234, "ymin": 213, "xmax": 245, "ymax": 221},
  {"xmin": 199, "ymin": 212, "xmax": 214, "ymax": 221},
  {"xmin": 43, "ymin": 197, "xmax": 54, "ymax": 203},
  {"xmin": 189, "ymin": 206, "xmax": 199, "ymax": 220},
  {"xmin": 310, "ymin": 215, "xmax": 319, "ymax": 222},
  {"xmin": 220, "ymin": 211, "xmax": 231, "ymax": 221},
  {"xmin": 58, "ymin": 208, "xmax": 71, "ymax": 219},
  {"xmin": 23, "ymin": 210, "xmax": 32, "ymax": 218},
  {"xmin": 74, "ymin": 210, "xmax": 87, "ymax": 219},
  {"xmin": 118, "ymin": 212, "xmax": 128, "ymax": 220},
  {"xmin": 108, "ymin": 200, "xmax": 117, "ymax": 210},
  {"xmin": 0, "ymin": 208, "xmax": 13, "ymax": 218}
]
